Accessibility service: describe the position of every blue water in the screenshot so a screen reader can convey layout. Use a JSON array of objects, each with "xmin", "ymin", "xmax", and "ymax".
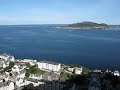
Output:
[{"xmin": 0, "ymin": 25, "xmax": 120, "ymax": 70}]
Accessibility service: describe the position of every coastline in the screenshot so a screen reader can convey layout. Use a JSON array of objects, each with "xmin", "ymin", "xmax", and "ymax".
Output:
[{"xmin": 49, "ymin": 26, "xmax": 108, "ymax": 30}]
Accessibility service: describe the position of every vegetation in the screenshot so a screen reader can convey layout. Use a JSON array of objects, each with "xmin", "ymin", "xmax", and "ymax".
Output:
[
  {"xmin": 60, "ymin": 72, "xmax": 78, "ymax": 81},
  {"xmin": 82, "ymin": 67, "xmax": 89, "ymax": 75},
  {"xmin": 25, "ymin": 63, "xmax": 45, "ymax": 79},
  {"xmin": 60, "ymin": 72, "xmax": 68, "ymax": 80},
  {"xmin": 66, "ymin": 73, "xmax": 78, "ymax": 80},
  {"xmin": 1, "ymin": 62, "xmax": 16, "ymax": 73},
  {"xmin": 68, "ymin": 21, "xmax": 108, "ymax": 27}
]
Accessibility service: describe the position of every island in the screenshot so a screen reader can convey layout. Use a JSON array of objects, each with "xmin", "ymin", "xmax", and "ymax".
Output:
[{"xmin": 49, "ymin": 21, "xmax": 120, "ymax": 30}]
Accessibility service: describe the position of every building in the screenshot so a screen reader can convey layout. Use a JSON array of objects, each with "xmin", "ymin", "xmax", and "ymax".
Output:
[
  {"xmin": 0, "ymin": 80, "xmax": 14, "ymax": 90},
  {"xmin": 17, "ymin": 59, "xmax": 37, "ymax": 66},
  {"xmin": 30, "ymin": 74, "xmax": 43, "ymax": 80},
  {"xmin": 0, "ymin": 53, "xmax": 15, "ymax": 62},
  {"xmin": 68, "ymin": 67, "xmax": 74, "ymax": 72},
  {"xmin": 23, "ymin": 59, "xmax": 37, "ymax": 63},
  {"xmin": 37, "ymin": 60, "xmax": 61, "ymax": 72},
  {"xmin": 113, "ymin": 71, "xmax": 120, "ymax": 76},
  {"xmin": 93, "ymin": 69, "xmax": 101, "ymax": 73},
  {"xmin": 74, "ymin": 67, "xmax": 83, "ymax": 75}
]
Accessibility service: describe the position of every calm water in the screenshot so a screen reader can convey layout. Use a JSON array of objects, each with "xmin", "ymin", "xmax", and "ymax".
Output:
[{"xmin": 0, "ymin": 25, "xmax": 120, "ymax": 70}]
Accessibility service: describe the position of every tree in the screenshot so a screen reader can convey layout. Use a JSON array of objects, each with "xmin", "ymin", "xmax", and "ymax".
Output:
[
  {"xmin": 82, "ymin": 67, "xmax": 89, "ymax": 75},
  {"xmin": 1, "ymin": 62, "xmax": 16, "ymax": 73},
  {"xmin": 24, "ymin": 63, "xmax": 45, "ymax": 89},
  {"xmin": 25, "ymin": 63, "xmax": 45, "ymax": 79}
]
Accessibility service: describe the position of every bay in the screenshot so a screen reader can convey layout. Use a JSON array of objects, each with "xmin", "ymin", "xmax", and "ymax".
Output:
[{"xmin": 0, "ymin": 25, "xmax": 120, "ymax": 70}]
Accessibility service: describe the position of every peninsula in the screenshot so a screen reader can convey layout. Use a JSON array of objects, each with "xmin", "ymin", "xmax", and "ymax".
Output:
[{"xmin": 49, "ymin": 21, "xmax": 120, "ymax": 30}]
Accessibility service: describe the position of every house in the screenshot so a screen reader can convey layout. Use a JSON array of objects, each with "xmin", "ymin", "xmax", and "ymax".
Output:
[
  {"xmin": 37, "ymin": 60, "xmax": 61, "ymax": 72},
  {"xmin": 30, "ymin": 74, "xmax": 43, "ymax": 80},
  {"xmin": 12, "ymin": 65, "xmax": 20, "ymax": 73},
  {"xmin": 93, "ymin": 69, "xmax": 101, "ymax": 73},
  {"xmin": 68, "ymin": 67, "xmax": 74, "ymax": 72},
  {"xmin": 23, "ymin": 59, "xmax": 37, "ymax": 63},
  {"xmin": 17, "ymin": 59, "xmax": 37, "ymax": 66},
  {"xmin": 0, "ymin": 80, "xmax": 14, "ymax": 90},
  {"xmin": 42, "ymin": 72, "xmax": 60, "ymax": 81},
  {"xmin": 74, "ymin": 67, "xmax": 83, "ymax": 75},
  {"xmin": 0, "ymin": 53, "xmax": 15, "ymax": 62},
  {"xmin": 113, "ymin": 71, "xmax": 120, "ymax": 76},
  {"xmin": 25, "ymin": 78, "xmax": 43, "ymax": 87}
]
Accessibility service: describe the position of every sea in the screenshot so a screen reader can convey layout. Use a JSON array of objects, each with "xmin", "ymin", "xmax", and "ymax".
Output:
[{"xmin": 0, "ymin": 25, "xmax": 120, "ymax": 70}]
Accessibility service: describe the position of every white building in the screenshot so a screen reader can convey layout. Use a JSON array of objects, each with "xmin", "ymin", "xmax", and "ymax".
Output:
[
  {"xmin": 37, "ymin": 60, "xmax": 61, "ymax": 72},
  {"xmin": 75, "ymin": 67, "xmax": 83, "ymax": 75},
  {"xmin": 114, "ymin": 71, "xmax": 120, "ymax": 76},
  {"xmin": 17, "ymin": 59, "xmax": 37, "ymax": 66},
  {"xmin": 23, "ymin": 59, "xmax": 37, "ymax": 63},
  {"xmin": 30, "ymin": 74, "xmax": 43, "ymax": 80},
  {"xmin": 0, "ymin": 53, "xmax": 15, "ymax": 61},
  {"xmin": 93, "ymin": 69, "xmax": 101, "ymax": 73},
  {"xmin": 12, "ymin": 65, "xmax": 20, "ymax": 73},
  {"xmin": 25, "ymin": 78, "xmax": 44, "ymax": 87},
  {"xmin": 0, "ymin": 81, "xmax": 14, "ymax": 90},
  {"xmin": 68, "ymin": 67, "xmax": 74, "ymax": 72}
]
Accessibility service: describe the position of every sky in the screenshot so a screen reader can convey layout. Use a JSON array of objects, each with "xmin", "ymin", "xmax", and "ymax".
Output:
[{"xmin": 0, "ymin": 0, "xmax": 120, "ymax": 25}]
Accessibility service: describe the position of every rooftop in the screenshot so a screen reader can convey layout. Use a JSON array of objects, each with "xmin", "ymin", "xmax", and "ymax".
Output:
[{"xmin": 41, "ymin": 60, "xmax": 60, "ymax": 65}]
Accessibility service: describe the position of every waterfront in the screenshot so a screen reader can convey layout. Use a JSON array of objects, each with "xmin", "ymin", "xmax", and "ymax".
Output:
[{"xmin": 0, "ymin": 25, "xmax": 120, "ymax": 70}]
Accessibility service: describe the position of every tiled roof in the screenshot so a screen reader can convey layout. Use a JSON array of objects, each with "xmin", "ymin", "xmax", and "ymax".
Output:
[{"xmin": 17, "ymin": 61, "xmax": 29, "ymax": 65}]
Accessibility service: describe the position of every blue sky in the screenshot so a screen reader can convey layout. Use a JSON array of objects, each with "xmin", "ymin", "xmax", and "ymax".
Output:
[{"xmin": 0, "ymin": 0, "xmax": 120, "ymax": 25}]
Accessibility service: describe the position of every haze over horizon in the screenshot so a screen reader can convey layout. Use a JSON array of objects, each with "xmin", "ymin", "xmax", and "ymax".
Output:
[{"xmin": 0, "ymin": 0, "xmax": 120, "ymax": 25}]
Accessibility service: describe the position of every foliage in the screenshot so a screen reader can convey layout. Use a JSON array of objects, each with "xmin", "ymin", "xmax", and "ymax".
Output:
[
  {"xmin": 9, "ymin": 62, "xmax": 16, "ymax": 68},
  {"xmin": 26, "ymin": 63, "xmax": 31, "ymax": 68},
  {"xmin": 60, "ymin": 72, "xmax": 68, "ymax": 80},
  {"xmin": 25, "ymin": 64, "xmax": 45, "ymax": 79},
  {"xmin": 1, "ymin": 62, "xmax": 16, "ymax": 73},
  {"xmin": 25, "ymin": 69, "xmax": 30, "ymax": 78},
  {"xmin": 82, "ymin": 67, "xmax": 89, "ymax": 75},
  {"xmin": 68, "ymin": 21, "xmax": 107, "ymax": 27},
  {"xmin": 67, "ymin": 73, "xmax": 78, "ymax": 80},
  {"xmin": 60, "ymin": 72, "xmax": 78, "ymax": 81}
]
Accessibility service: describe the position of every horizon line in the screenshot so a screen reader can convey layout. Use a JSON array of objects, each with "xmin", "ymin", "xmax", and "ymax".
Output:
[{"xmin": 0, "ymin": 21, "xmax": 120, "ymax": 26}]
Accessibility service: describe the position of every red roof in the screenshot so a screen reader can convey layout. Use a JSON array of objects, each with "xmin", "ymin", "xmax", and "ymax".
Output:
[{"xmin": 17, "ymin": 61, "xmax": 29, "ymax": 65}]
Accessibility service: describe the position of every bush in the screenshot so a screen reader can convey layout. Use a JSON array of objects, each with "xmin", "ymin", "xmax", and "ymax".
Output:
[{"xmin": 82, "ymin": 67, "xmax": 89, "ymax": 75}]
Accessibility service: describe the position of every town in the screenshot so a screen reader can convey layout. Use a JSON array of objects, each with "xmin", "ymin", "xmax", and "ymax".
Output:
[{"xmin": 0, "ymin": 53, "xmax": 120, "ymax": 90}]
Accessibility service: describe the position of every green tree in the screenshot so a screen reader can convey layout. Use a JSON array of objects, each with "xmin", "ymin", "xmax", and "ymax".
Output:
[
  {"xmin": 25, "ymin": 63, "xmax": 45, "ymax": 79},
  {"xmin": 82, "ymin": 67, "xmax": 89, "ymax": 75},
  {"xmin": 1, "ymin": 62, "xmax": 16, "ymax": 73}
]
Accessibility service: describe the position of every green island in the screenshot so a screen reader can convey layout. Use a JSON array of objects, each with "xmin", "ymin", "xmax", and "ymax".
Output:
[{"xmin": 50, "ymin": 21, "xmax": 120, "ymax": 30}]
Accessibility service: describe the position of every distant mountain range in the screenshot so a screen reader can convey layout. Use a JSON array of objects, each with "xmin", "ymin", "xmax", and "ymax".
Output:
[{"xmin": 50, "ymin": 21, "xmax": 120, "ymax": 30}]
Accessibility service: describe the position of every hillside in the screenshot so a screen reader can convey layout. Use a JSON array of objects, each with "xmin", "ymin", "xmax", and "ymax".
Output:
[
  {"xmin": 68, "ymin": 21, "xmax": 107, "ymax": 27},
  {"xmin": 49, "ymin": 21, "xmax": 120, "ymax": 30}
]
